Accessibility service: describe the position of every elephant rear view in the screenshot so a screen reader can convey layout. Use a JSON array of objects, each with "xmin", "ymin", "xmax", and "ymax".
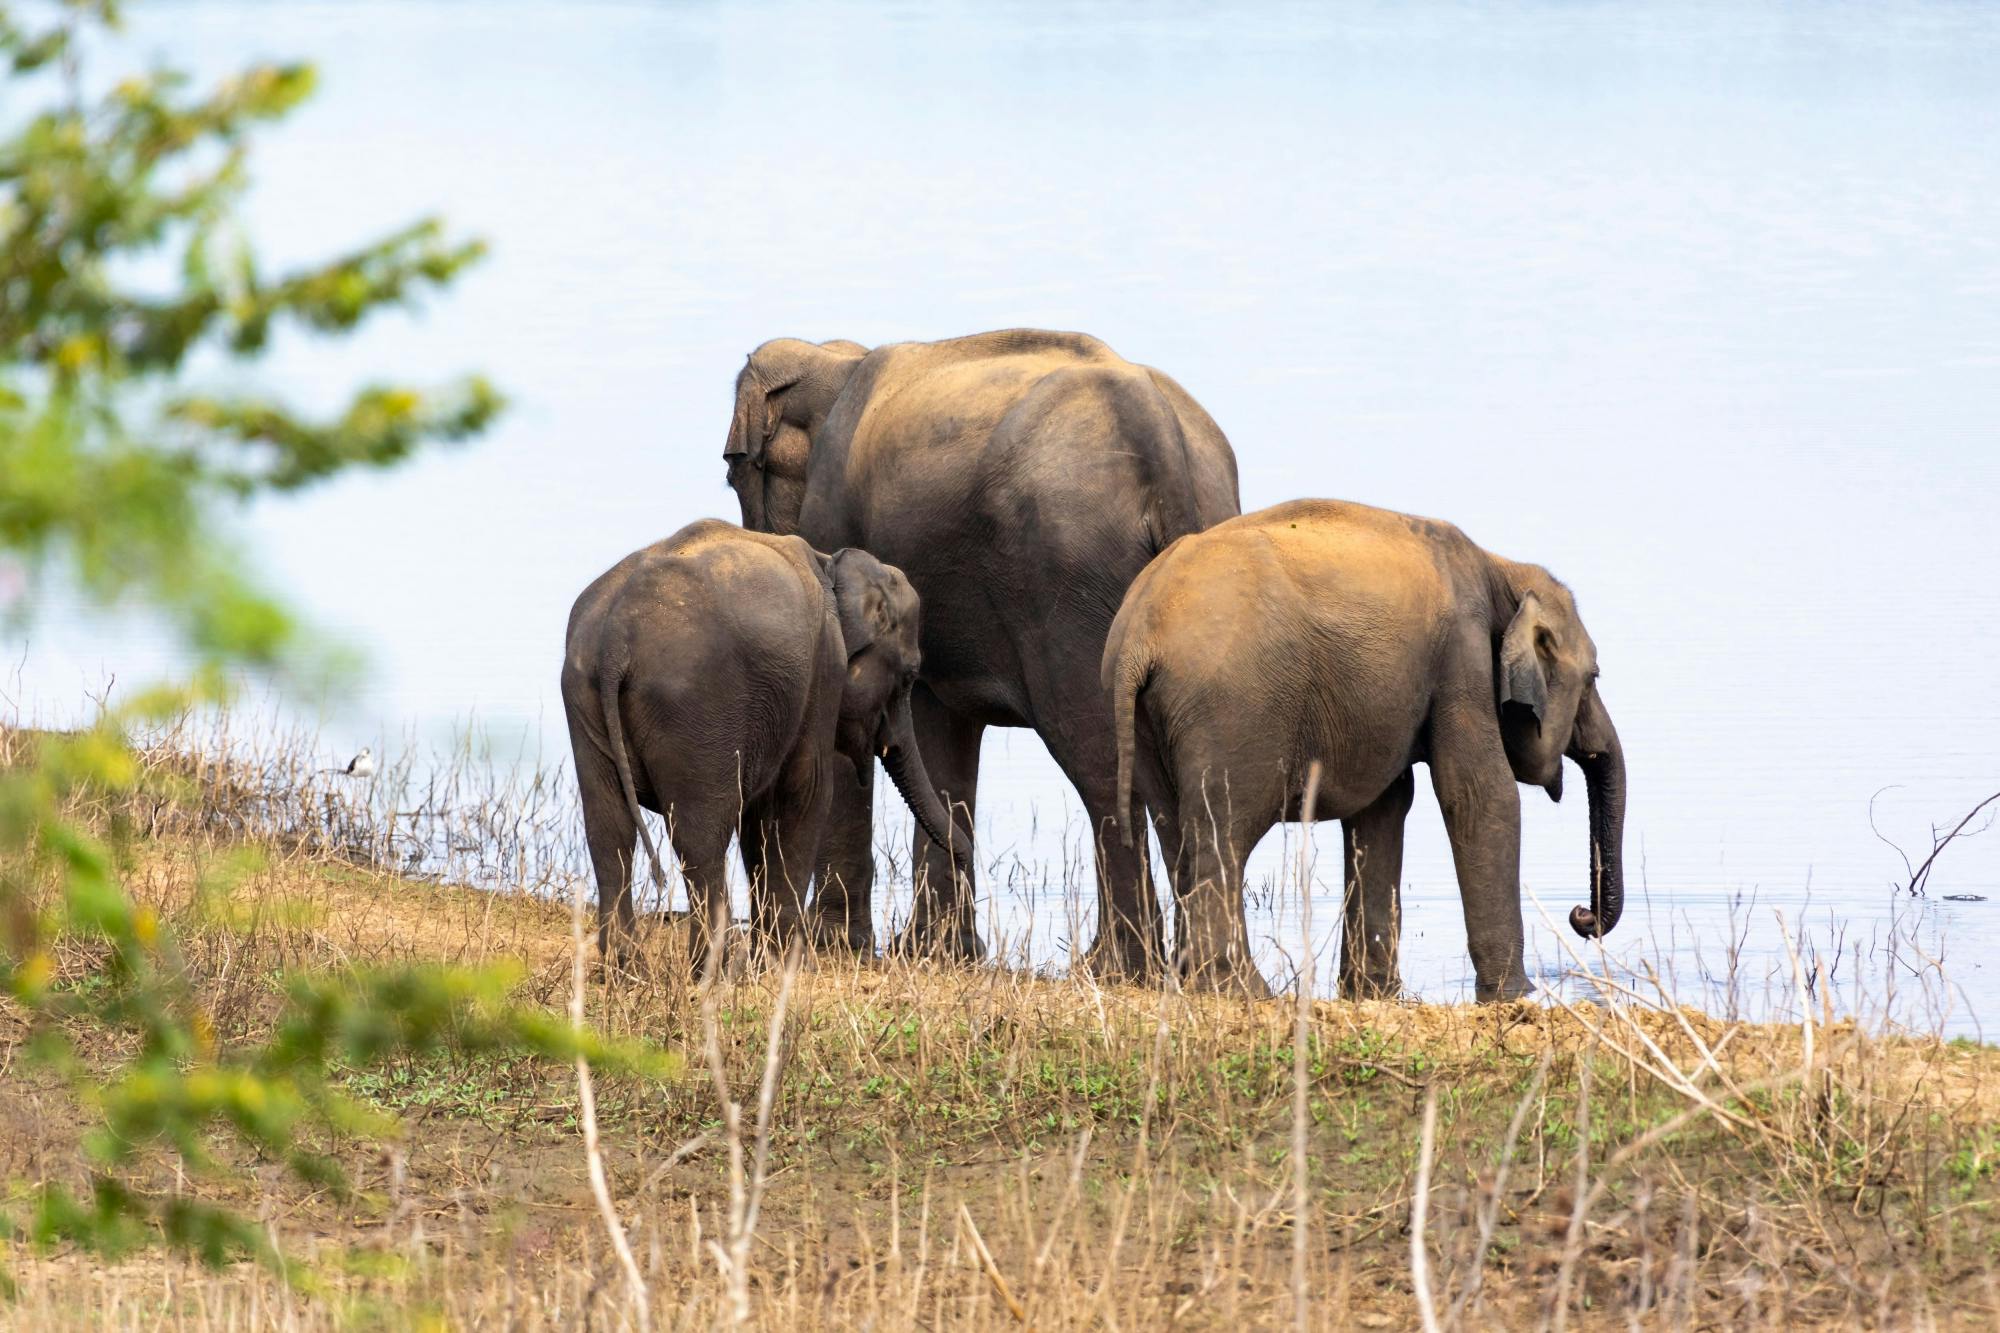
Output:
[
  {"xmin": 722, "ymin": 329, "xmax": 1239, "ymax": 974},
  {"xmin": 1102, "ymin": 499, "xmax": 1627, "ymax": 1001},
  {"xmin": 561, "ymin": 519, "xmax": 970, "ymax": 975}
]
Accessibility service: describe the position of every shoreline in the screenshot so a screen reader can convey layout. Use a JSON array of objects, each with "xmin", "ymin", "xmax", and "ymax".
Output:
[{"xmin": 3, "ymin": 808, "xmax": 1997, "ymax": 1325}]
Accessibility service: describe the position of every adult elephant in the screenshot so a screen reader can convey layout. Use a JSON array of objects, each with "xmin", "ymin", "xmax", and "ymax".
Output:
[{"xmin": 723, "ymin": 329, "xmax": 1240, "ymax": 974}]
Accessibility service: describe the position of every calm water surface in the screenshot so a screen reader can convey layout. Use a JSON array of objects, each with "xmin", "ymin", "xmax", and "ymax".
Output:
[{"xmin": 11, "ymin": 2, "xmax": 2000, "ymax": 1029}]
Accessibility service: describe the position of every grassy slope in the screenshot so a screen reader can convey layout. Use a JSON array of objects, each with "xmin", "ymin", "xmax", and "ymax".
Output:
[{"xmin": 5, "ymin": 832, "xmax": 2000, "ymax": 1329}]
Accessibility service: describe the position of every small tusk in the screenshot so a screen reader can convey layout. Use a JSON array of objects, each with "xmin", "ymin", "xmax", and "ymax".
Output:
[{"xmin": 879, "ymin": 744, "xmax": 889, "ymax": 758}]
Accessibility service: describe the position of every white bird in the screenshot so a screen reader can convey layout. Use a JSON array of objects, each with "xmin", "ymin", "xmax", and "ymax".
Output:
[{"xmin": 340, "ymin": 747, "xmax": 375, "ymax": 779}]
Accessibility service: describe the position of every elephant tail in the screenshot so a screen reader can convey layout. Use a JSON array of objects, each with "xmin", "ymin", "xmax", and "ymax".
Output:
[
  {"xmin": 1110, "ymin": 645, "xmax": 1151, "ymax": 849},
  {"xmin": 601, "ymin": 662, "xmax": 667, "ymax": 894}
]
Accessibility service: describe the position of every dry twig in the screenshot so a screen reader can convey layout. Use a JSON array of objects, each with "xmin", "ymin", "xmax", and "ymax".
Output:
[
  {"xmin": 570, "ymin": 871, "xmax": 650, "ymax": 1332},
  {"xmin": 1410, "ymin": 1086, "xmax": 1442, "ymax": 1333}
]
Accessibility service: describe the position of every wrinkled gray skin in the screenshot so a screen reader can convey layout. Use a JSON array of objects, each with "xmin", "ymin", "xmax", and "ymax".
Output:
[
  {"xmin": 724, "ymin": 330, "xmax": 1240, "ymax": 974},
  {"xmin": 1103, "ymin": 499, "xmax": 1627, "ymax": 1001},
  {"xmin": 561, "ymin": 519, "xmax": 970, "ymax": 975}
]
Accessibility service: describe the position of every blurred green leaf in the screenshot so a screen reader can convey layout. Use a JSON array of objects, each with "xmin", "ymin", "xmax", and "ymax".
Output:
[{"xmin": 0, "ymin": 1, "xmax": 665, "ymax": 1293}]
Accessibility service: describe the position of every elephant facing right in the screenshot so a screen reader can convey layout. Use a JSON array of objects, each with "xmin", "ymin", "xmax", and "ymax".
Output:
[{"xmin": 1102, "ymin": 498, "xmax": 1627, "ymax": 1002}]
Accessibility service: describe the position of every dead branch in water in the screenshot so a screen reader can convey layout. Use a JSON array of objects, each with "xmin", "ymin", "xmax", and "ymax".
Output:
[{"xmin": 1871, "ymin": 786, "xmax": 2000, "ymax": 897}]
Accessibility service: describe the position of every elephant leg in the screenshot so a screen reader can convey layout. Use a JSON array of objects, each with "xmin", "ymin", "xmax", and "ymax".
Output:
[
  {"xmin": 569, "ymin": 727, "xmax": 647, "ymax": 970},
  {"xmin": 1174, "ymin": 769, "xmax": 1272, "ymax": 998},
  {"xmin": 1060, "ymin": 716, "xmax": 1166, "ymax": 984},
  {"xmin": 805, "ymin": 756, "xmax": 875, "ymax": 953},
  {"xmin": 743, "ymin": 767, "xmax": 832, "ymax": 961},
  {"xmin": 579, "ymin": 776, "xmax": 641, "ymax": 969},
  {"xmin": 893, "ymin": 685, "xmax": 986, "ymax": 961},
  {"xmin": 739, "ymin": 795, "xmax": 793, "ymax": 960},
  {"xmin": 1428, "ymin": 699, "xmax": 1530, "ymax": 1002},
  {"xmin": 669, "ymin": 808, "xmax": 736, "ymax": 983},
  {"xmin": 1338, "ymin": 768, "xmax": 1414, "ymax": 999}
]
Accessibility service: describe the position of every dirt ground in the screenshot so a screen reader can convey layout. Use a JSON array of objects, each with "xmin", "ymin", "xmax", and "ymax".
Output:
[{"xmin": 5, "ymin": 835, "xmax": 2000, "ymax": 1328}]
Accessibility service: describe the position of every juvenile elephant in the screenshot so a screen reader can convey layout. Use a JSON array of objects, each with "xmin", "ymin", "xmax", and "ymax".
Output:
[
  {"xmin": 1102, "ymin": 499, "xmax": 1626, "ymax": 1001},
  {"xmin": 724, "ymin": 329, "xmax": 1239, "ymax": 973},
  {"xmin": 561, "ymin": 519, "xmax": 970, "ymax": 972}
]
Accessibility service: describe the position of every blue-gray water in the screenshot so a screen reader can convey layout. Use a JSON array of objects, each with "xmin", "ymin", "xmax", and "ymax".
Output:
[{"xmin": 10, "ymin": 2, "xmax": 1999, "ymax": 1029}]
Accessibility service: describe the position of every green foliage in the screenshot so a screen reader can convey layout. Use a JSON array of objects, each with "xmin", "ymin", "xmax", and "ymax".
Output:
[
  {"xmin": 1949, "ymin": 1124, "xmax": 2000, "ymax": 1192},
  {"xmin": 0, "ymin": 0, "xmax": 500, "ymax": 665},
  {"xmin": 0, "ymin": 0, "xmax": 672, "ymax": 1290}
]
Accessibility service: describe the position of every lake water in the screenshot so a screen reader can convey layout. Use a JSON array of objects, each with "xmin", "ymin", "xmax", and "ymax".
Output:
[{"xmin": 10, "ymin": 1, "xmax": 1999, "ymax": 1032}]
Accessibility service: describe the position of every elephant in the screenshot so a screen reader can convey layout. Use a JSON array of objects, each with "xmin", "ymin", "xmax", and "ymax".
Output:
[
  {"xmin": 1102, "ymin": 498, "xmax": 1627, "ymax": 1002},
  {"xmin": 722, "ymin": 329, "xmax": 1239, "ymax": 974},
  {"xmin": 560, "ymin": 518, "xmax": 970, "ymax": 974}
]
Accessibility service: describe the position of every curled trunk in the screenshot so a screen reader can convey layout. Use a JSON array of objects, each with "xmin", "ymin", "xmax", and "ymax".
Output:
[
  {"xmin": 1566, "ymin": 690, "xmax": 1626, "ymax": 939},
  {"xmin": 880, "ymin": 692, "xmax": 972, "ymax": 870}
]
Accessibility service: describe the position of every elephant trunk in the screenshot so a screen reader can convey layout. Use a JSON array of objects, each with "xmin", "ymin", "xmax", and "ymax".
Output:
[
  {"xmin": 1567, "ymin": 691, "xmax": 1626, "ymax": 939},
  {"xmin": 724, "ymin": 384, "xmax": 767, "ymax": 531},
  {"xmin": 736, "ymin": 473, "xmax": 766, "ymax": 531},
  {"xmin": 880, "ymin": 692, "xmax": 972, "ymax": 871}
]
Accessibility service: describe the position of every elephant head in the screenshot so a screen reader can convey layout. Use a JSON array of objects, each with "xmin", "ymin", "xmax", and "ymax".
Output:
[
  {"xmin": 1493, "ymin": 569, "xmax": 1627, "ymax": 941},
  {"xmin": 724, "ymin": 338, "xmax": 869, "ymax": 534},
  {"xmin": 823, "ymin": 548, "xmax": 974, "ymax": 871}
]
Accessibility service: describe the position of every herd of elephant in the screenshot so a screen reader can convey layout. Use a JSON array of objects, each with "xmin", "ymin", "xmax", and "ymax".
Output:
[{"xmin": 560, "ymin": 329, "xmax": 1626, "ymax": 1002}]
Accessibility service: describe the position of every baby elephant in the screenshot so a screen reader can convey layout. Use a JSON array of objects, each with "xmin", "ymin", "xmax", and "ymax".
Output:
[
  {"xmin": 1103, "ymin": 499, "xmax": 1626, "ymax": 1002},
  {"xmin": 562, "ymin": 519, "xmax": 970, "ymax": 973}
]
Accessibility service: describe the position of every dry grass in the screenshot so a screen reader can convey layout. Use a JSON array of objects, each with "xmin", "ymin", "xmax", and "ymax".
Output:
[{"xmin": 5, "ymin": 718, "xmax": 2000, "ymax": 1328}]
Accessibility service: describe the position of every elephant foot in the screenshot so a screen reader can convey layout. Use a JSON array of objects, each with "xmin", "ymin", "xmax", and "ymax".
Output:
[
  {"xmin": 688, "ymin": 919, "xmax": 751, "ymax": 987},
  {"xmin": 1181, "ymin": 956, "xmax": 1273, "ymax": 1000},
  {"xmin": 596, "ymin": 943, "xmax": 654, "ymax": 986},
  {"xmin": 891, "ymin": 918, "xmax": 987, "ymax": 965},
  {"xmin": 748, "ymin": 938, "xmax": 815, "ymax": 976},
  {"xmin": 804, "ymin": 905, "xmax": 876, "ymax": 957},
  {"xmin": 1474, "ymin": 971, "xmax": 1533, "ymax": 1004},
  {"xmin": 695, "ymin": 938, "xmax": 754, "ymax": 987},
  {"xmin": 1338, "ymin": 970, "xmax": 1405, "ymax": 1002},
  {"xmin": 1079, "ymin": 932, "xmax": 1160, "ymax": 987}
]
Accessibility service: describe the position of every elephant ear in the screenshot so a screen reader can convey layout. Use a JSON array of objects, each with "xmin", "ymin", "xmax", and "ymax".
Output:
[
  {"xmin": 830, "ymin": 549, "xmax": 893, "ymax": 660},
  {"xmin": 726, "ymin": 349, "xmax": 803, "ymax": 468},
  {"xmin": 752, "ymin": 379, "xmax": 803, "ymax": 468},
  {"xmin": 1499, "ymin": 592, "xmax": 1550, "ymax": 723},
  {"xmin": 758, "ymin": 376, "xmax": 800, "ymax": 451}
]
